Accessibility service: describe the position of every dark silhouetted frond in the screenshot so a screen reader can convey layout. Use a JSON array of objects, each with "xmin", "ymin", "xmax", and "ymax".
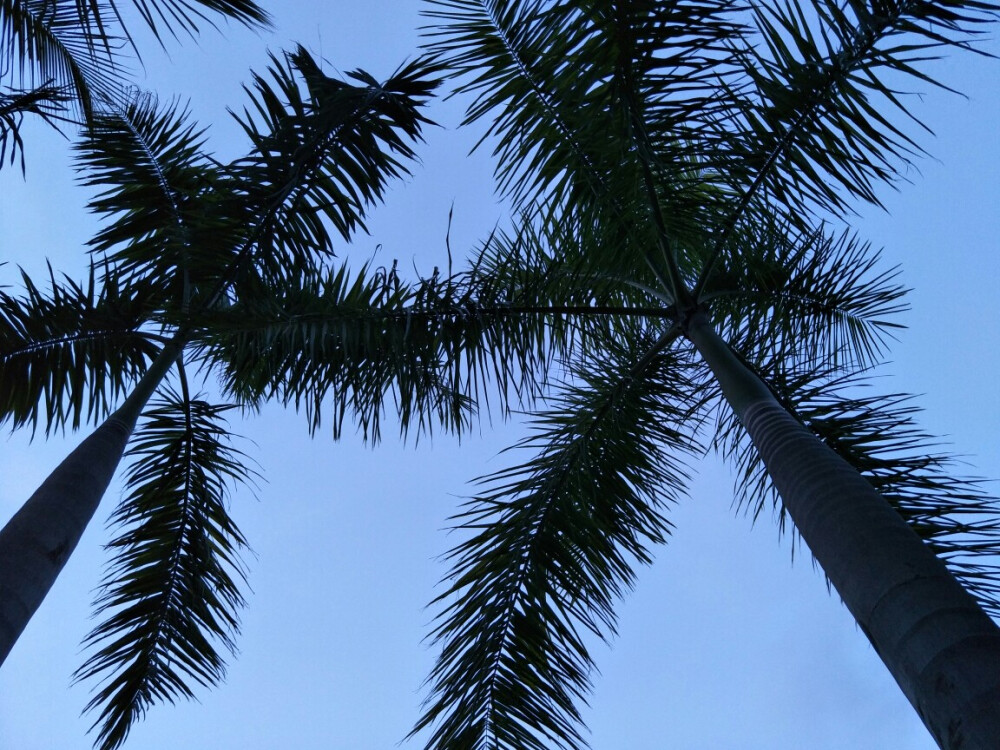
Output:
[
  {"xmin": 713, "ymin": 0, "xmax": 1000, "ymax": 229},
  {"xmin": 0, "ymin": 0, "xmax": 128, "ymax": 122},
  {"xmin": 0, "ymin": 264, "xmax": 159, "ymax": 434},
  {"xmin": 0, "ymin": 82, "xmax": 75, "ymax": 171},
  {"xmin": 225, "ymin": 47, "xmax": 440, "ymax": 288},
  {"xmin": 707, "ymin": 220, "xmax": 908, "ymax": 371},
  {"xmin": 75, "ymin": 385, "xmax": 253, "ymax": 750},
  {"xmin": 413, "ymin": 328, "xmax": 701, "ymax": 750},
  {"xmin": 76, "ymin": 91, "xmax": 237, "ymax": 298}
]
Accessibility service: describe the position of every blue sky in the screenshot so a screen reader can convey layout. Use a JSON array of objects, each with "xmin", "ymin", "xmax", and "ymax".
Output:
[{"xmin": 0, "ymin": 2, "xmax": 998, "ymax": 748}]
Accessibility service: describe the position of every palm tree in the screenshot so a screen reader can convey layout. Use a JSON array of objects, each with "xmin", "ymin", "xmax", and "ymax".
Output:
[
  {"xmin": 0, "ymin": 45, "xmax": 472, "ymax": 749},
  {"xmin": 0, "ymin": 0, "xmax": 270, "ymax": 172},
  {"xmin": 403, "ymin": 2, "xmax": 1000, "ymax": 749}
]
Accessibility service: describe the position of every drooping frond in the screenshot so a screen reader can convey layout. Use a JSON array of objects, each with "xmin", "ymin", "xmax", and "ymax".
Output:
[
  {"xmin": 74, "ymin": 385, "xmax": 253, "ymax": 750},
  {"xmin": 116, "ymin": 0, "xmax": 269, "ymax": 43},
  {"xmin": 0, "ymin": 265, "xmax": 158, "ymax": 434},
  {"xmin": 706, "ymin": 221, "xmax": 908, "ymax": 371},
  {"xmin": 200, "ymin": 261, "xmax": 481, "ymax": 441},
  {"xmin": 413, "ymin": 327, "xmax": 701, "ymax": 750},
  {"xmin": 0, "ymin": 81, "xmax": 73, "ymax": 171},
  {"xmin": 68, "ymin": 0, "xmax": 269, "ymax": 51},
  {"xmin": 225, "ymin": 47, "xmax": 440, "ymax": 289},
  {"xmin": 714, "ymin": 366, "xmax": 1000, "ymax": 617},
  {"xmin": 197, "ymin": 251, "xmax": 558, "ymax": 441},
  {"xmin": 199, "ymin": 208, "xmax": 681, "ymax": 443},
  {"xmin": 0, "ymin": 0, "xmax": 125, "ymax": 120}
]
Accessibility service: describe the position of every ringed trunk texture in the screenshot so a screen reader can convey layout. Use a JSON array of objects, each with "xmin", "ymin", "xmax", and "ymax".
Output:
[
  {"xmin": 686, "ymin": 312, "xmax": 1000, "ymax": 750},
  {"xmin": 0, "ymin": 344, "xmax": 179, "ymax": 666}
]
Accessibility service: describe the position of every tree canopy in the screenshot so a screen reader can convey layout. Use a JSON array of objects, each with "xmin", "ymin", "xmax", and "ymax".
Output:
[{"xmin": 2, "ymin": 2, "xmax": 1000, "ymax": 749}]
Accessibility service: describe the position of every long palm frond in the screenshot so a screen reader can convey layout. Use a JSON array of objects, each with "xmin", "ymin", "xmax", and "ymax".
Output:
[
  {"xmin": 74, "ymin": 385, "xmax": 253, "ymax": 750},
  {"xmin": 0, "ymin": 265, "xmax": 159, "ymax": 433},
  {"xmin": 60, "ymin": 0, "xmax": 268, "ymax": 53},
  {"xmin": 201, "ymin": 261, "xmax": 483, "ymax": 441},
  {"xmin": 116, "ymin": 0, "xmax": 269, "ymax": 42},
  {"xmin": 77, "ymin": 91, "xmax": 234, "ymax": 300},
  {"xmin": 694, "ymin": 0, "xmax": 1000, "ymax": 292},
  {"xmin": 413, "ymin": 327, "xmax": 701, "ymax": 750},
  {"xmin": 421, "ymin": 0, "xmax": 744, "ymax": 255}
]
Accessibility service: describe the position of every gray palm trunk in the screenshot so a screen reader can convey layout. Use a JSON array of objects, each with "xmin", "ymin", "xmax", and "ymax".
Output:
[
  {"xmin": 0, "ymin": 344, "xmax": 180, "ymax": 666},
  {"xmin": 685, "ymin": 311, "xmax": 1000, "ymax": 749}
]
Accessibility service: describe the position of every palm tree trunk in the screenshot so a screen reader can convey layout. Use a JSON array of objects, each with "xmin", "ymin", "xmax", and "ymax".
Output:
[
  {"xmin": 0, "ymin": 344, "xmax": 180, "ymax": 666},
  {"xmin": 685, "ymin": 311, "xmax": 1000, "ymax": 750}
]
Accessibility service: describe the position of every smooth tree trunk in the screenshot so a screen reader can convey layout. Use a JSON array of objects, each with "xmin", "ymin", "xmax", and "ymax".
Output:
[
  {"xmin": 0, "ymin": 345, "xmax": 180, "ymax": 666},
  {"xmin": 685, "ymin": 311, "xmax": 1000, "ymax": 750}
]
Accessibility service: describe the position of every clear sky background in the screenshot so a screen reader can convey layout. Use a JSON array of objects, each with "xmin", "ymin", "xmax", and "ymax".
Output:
[{"xmin": 0, "ymin": 2, "xmax": 998, "ymax": 749}]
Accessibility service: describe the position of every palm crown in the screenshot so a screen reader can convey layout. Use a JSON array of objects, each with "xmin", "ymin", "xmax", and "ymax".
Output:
[
  {"xmin": 405, "ymin": 2, "xmax": 1000, "ymax": 748},
  {"xmin": 0, "ymin": 40, "xmax": 470, "ymax": 748}
]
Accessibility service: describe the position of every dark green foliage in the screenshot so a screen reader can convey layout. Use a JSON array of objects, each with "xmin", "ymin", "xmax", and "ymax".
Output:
[
  {"xmin": 78, "ymin": 94, "xmax": 232, "ymax": 295},
  {"xmin": 413, "ymin": 330, "xmax": 701, "ymax": 750},
  {"xmin": 0, "ymin": 0, "xmax": 269, "ymax": 168},
  {"xmin": 0, "ymin": 82, "xmax": 74, "ymax": 171},
  {"xmin": 74, "ymin": 387, "xmax": 252, "ymax": 750},
  {"xmin": 0, "ymin": 266, "xmax": 159, "ymax": 434},
  {"xmin": 226, "ymin": 48, "xmax": 441, "ymax": 288},
  {"xmin": 412, "ymin": 3, "xmax": 1000, "ymax": 748}
]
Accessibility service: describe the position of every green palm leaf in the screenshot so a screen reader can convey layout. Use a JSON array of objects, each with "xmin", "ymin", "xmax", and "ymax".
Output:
[
  {"xmin": 413, "ymin": 327, "xmax": 701, "ymax": 750},
  {"xmin": 64, "ymin": 0, "xmax": 268, "ymax": 51},
  {"xmin": 0, "ymin": 265, "xmax": 159, "ymax": 433},
  {"xmin": 74, "ymin": 385, "xmax": 253, "ymax": 750},
  {"xmin": 117, "ymin": 0, "xmax": 269, "ymax": 42},
  {"xmin": 694, "ymin": 0, "xmax": 1000, "ymax": 288},
  {"xmin": 1, "ymin": 0, "xmax": 126, "ymax": 121},
  {"xmin": 76, "ymin": 92, "xmax": 237, "ymax": 299},
  {"xmin": 202, "ymin": 261, "xmax": 479, "ymax": 441},
  {"xmin": 421, "ymin": 0, "xmax": 742, "ymax": 231}
]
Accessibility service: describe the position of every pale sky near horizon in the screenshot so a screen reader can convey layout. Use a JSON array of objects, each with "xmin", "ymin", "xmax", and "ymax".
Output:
[{"xmin": 1, "ymin": 3, "xmax": 998, "ymax": 749}]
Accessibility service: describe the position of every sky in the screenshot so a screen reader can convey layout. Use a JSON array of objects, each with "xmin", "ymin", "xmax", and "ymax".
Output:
[{"xmin": 0, "ymin": 2, "xmax": 998, "ymax": 749}]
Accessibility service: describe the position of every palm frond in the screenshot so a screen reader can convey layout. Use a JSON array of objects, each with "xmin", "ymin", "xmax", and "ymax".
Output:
[
  {"xmin": 74, "ymin": 385, "xmax": 253, "ymax": 750},
  {"xmin": 719, "ymin": 0, "xmax": 1000, "ymax": 223},
  {"xmin": 713, "ymin": 366, "xmax": 1000, "ymax": 617},
  {"xmin": 413, "ymin": 327, "xmax": 701, "ymax": 750},
  {"xmin": 224, "ymin": 47, "xmax": 440, "ymax": 289},
  {"xmin": 197, "ymin": 255, "xmax": 547, "ymax": 441},
  {"xmin": 200, "ymin": 260, "xmax": 479, "ymax": 441},
  {"xmin": 198, "ymin": 211, "xmax": 679, "ymax": 443},
  {"xmin": 0, "ymin": 264, "xmax": 159, "ymax": 434},
  {"xmin": 707, "ymin": 221, "xmax": 908, "ymax": 371},
  {"xmin": 118, "ymin": 0, "xmax": 269, "ymax": 43},
  {"xmin": 0, "ymin": 0, "xmax": 127, "ymax": 120},
  {"xmin": 76, "ymin": 91, "xmax": 238, "ymax": 299},
  {"xmin": 422, "ymin": 1, "xmax": 744, "ymax": 250},
  {"xmin": 0, "ymin": 81, "xmax": 74, "ymax": 172},
  {"xmin": 66, "ymin": 0, "xmax": 269, "ymax": 51}
]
